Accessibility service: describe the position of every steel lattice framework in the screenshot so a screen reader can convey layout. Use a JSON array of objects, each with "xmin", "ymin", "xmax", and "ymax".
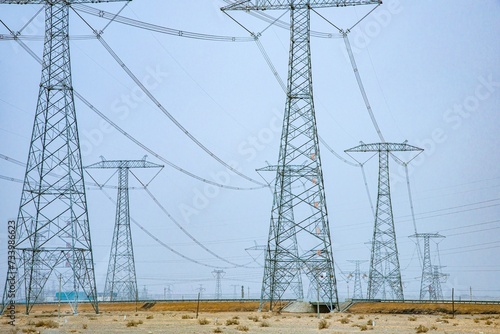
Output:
[
  {"xmin": 1, "ymin": 0, "xmax": 130, "ymax": 315},
  {"xmin": 410, "ymin": 233, "xmax": 445, "ymax": 301},
  {"xmin": 348, "ymin": 260, "xmax": 367, "ymax": 299},
  {"xmin": 212, "ymin": 269, "xmax": 225, "ymax": 300},
  {"xmin": 223, "ymin": 0, "xmax": 380, "ymax": 312},
  {"xmin": 345, "ymin": 142, "xmax": 423, "ymax": 300},
  {"xmin": 85, "ymin": 158, "xmax": 162, "ymax": 301}
]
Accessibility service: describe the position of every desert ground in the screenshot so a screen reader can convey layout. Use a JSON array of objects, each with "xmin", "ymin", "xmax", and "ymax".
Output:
[{"xmin": 2, "ymin": 301, "xmax": 499, "ymax": 333}]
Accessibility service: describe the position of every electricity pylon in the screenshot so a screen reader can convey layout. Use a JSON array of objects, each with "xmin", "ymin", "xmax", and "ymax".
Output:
[
  {"xmin": 85, "ymin": 157, "xmax": 162, "ymax": 301},
  {"xmin": 348, "ymin": 260, "xmax": 367, "ymax": 299},
  {"xmin": 223, "ymin": 0, "xmax": 380, "ymax": 312},
  {"xmin": 410, "ymin": 233, "xmax": 445, "ymax": 301},
  {"xmin": 345, "ymin": 142, "xmax": 423, "ymax": 300},
  {"xmin": 212, "ymin": 269, "xmax": 225, "ymax": 300},
  {"xmin": 432, "ymin": 265, "xmax": 447, "ymax": 300},
  {"xmin": 0, "ymin": 0, "xmax": 129, "ymax": 315}
]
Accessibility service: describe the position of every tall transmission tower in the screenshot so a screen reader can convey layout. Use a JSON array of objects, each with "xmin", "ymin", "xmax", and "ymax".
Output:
[
  {"xmin": 223, "ymin": 0, "xmax": 380, "ymax": 313},
  {"xmin": 85, "ymin": 157, "xmax": 162, "ymax": 301},
  {"xmin": 410, "ymin": 233, "xmax": 445, "ymax": 301},
  {"xmin": 1, "ymin": 0, "xmax": 130, "ymax": 315},
  {"xmin": 348, "ymin": 260, "xmax": 367, "ymax": 299},
  {"xmin": 212, "ymin": 269, "xmax": 225, "ymax": 300},
  {"xmin": 345, "ymin": 142, "xmax": 423, "ymax": 300}
]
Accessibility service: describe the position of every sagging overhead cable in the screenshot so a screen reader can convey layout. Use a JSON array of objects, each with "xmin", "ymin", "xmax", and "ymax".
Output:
[
  {"xmin": 70, "ymin": 8, "xmax": 267, "ymax": 188},
  {"xmin": 5, "ymin": 26, "xmax": 261, "ymax": 191}
]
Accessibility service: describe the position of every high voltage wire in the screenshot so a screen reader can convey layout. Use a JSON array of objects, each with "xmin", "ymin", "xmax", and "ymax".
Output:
[
  {"xmin": 1, "ymin": 24, "xmax": 263, "ymax": 191},
  {"xmin": 98, "ymin": 187, "xmax": 255, "ymax": 270},
  {"xmin": 0, "ymin": 154, "xmax": 259, "ymax": 269},
  {"xmin": 70, "ymin": 7, "xmax": 267, "ymax": 188},
  {"xmin": 128, "ymin": 169, "xmax": 258, "ymax": 269}
]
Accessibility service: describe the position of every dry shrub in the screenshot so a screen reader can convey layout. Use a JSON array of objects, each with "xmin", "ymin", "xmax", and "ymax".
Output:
[
  {"xmin": 236, "ymin": 325, "xmax": 249, "ymax": 332},
  {"xmin": 22, "ymin": 329, "xmax": 37, "ymax": 334},
  {"xmin": 485, "ymin": 320, "xmax": 493, "ymax": 325},
  {"xmin": 226, "ymin": 318, "xmax": 240, "ymax": 325},
  {"xmin": 82, "ymin": 323, "xmax": 88, "ymax": 329},
  {"xmin": 125, "ymin": 320, "xmax": 143, "ymax": 327},
  {"xmin": 232, "ymin": 316, "xmax": 240, "ymax": 320},
  {"xmin": 430, "ymin": 324, "xmax": 438, "ymax": 330},
  {"xmin": 198, "ymin": 318, "xmax": 210, "ymax": 325},
  {"xmin": 262, "ymin": 314, "xmax": 271, "ymax": 319},
  {"xmin": 146, "ymin": 315, "xmax": 153, "ymax": 319},
  {"xmin": 408, "ymin": 316, "xmax": 418, "ymax": 321},
  {"xmin": 34, "ymin": 320, "xmax": 59, "ymax": 328},
  {"xmin": 415, "ymin": 325, "xmax": 429, "ymax": 333},
  {"xmin": 213, "ymin": 328, "xmax": 223, "ymax": 333},
  {"xmin": 353, "ymin": 324, "xmax": 368, "ymax": 331},
  {"xmin": 318, "ymin": 319, "xmax": 329, "ymax": 330},
  {"xmin": 260, "ymin": 320, "xmax": 270, "ymax": 327},
  {"xmin": 181, "ymin": 314, "xmax": 193, "ymax": 319},
  {"xmin": 339, "ymin": 317, "xmax": 350, "ymax": 324},
  {"xmin": 358, "ymin": 315, "xmax": 365, "ymax": 320},
  {"xmin": 248, "ymin": 315, "xmax": 259, "ymax": 322}
]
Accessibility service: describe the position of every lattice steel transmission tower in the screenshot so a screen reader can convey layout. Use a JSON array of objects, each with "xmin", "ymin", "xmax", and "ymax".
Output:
[
  {"xmin": 223, "ymin": 0, "xmax": 380, "ymax": 312},
  {"xmin": 1, "ymin": 0, "xmax": 130, "ymax": 315},
  {"xmin": 431, "ymin": 265, "xmax": 447, "ymax": 300},
  {"xmin": 85, "ymin": 157, "xmax": 162, "ymax": 301},
  {"xmin": 212, "ymin": 269, "xmax": 225, "ymax": 300},
  {"xmin": 345, "ymin": 142, "xmax": 423, "ymax": 300},
  {"xmin": 410, "ymin": 233, "xmax": 445, "ymax": 301},
  {"xmin": 348, "ymin": 260, "xmax": 367, "ymax": 299}
]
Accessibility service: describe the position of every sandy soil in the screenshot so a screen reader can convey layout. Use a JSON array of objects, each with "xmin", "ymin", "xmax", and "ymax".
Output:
[{"xmin": 2, "ymin": 302, "xmax": 499, "ymax": 333}]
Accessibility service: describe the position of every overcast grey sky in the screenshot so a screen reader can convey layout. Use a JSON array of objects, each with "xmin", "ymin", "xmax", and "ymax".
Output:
[{"xmin": 1, "ymin": 0, "xmax": 499, "ymax": 301}]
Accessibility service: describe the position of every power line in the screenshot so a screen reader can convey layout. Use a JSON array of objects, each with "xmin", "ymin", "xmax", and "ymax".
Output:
[
  {"xmin": 1, "ymin": 24, "xmax": 263, "ymax": 191},
  {"xmin": 70, "ymin": 8, "xmax": 267, "ymax": 188}
]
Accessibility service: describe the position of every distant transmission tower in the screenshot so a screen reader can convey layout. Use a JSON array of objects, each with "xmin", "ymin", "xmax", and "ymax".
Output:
[
  {"xmin": 212, "ymin": 269, "xmax": 225, "ymax": 300},
  {"xmin": 410, "ymin": 233, "xmax": 445, "ymax": 300},
  {"xmin": 223, "ymin": 0, "xmax": 380, "ymax": 313},
  {"xmin": 346, "ymin": 142, "xmax": 423, "ymax": 300},
  {"xmin": 348, "ymin": 260, "xmax": 367, "ymax": 299},
  {"xmin": 432, "ymin": 265, "xmax": 447, "ymax": 300},
  {"xmin": 86, "ymin": 157, "xmax": 162, "ymax": 301},
  {"xmin": 0, "ymin": 0, "xmax": 129, "ymax": 315}
]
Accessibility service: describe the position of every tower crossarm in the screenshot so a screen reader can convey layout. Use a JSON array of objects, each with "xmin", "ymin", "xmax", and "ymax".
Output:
[
  {"xmin": 85, "ymin": 158, "xmax": 163, "ymax": 170},
  {"xmin": 409, "ymin": 233, "xmax": 445, "ymax": 240},
  {"xmin": 222, "ymin": 0, "xmax": 381, "ymax": 11},
  {"xmin": 0, "ymin": 0, "xmax": 131, "ymax": 4},
  {"xmin": 345, "ymin": 142, "xmax": 424, "ymax": 153}
]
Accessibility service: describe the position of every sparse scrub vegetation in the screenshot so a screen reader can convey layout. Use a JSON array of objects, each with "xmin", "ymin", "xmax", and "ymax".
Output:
[
  {"xmin": 339, "ymin": 316, "xmax": 350, "ymax": 324},
  {"xmin": 213, "ymin": 328, "xmax": 223, "ymax": 333},
  {"xmin": 248, "ymin": 315, "xmax": 259, "ymax": 322},
  {"xmin": 181, "ymin": 314, "xmax": 193, "ymax": 319},
  {"xmin": 236, "ymin": 325, "xmax": 249, "ymax": 331},
  {"xmin": 415, "ymin": 324, "xmax": 429, "ymax": 333},
  {"xmin": 226, "ymin": 318, "xmax": 240, "ymax": 325},
  {"xmin": 34, "ymin": 319, "xmax": 59, "ymax": 328},
  {"xmin": 318, "ymin": 319, "xmax": 329, "ymax": 329},
  {"xmin": 125, "ymin": 319, "xmax": 143, "ymax": 327},
  {"xmin": 198, "ymin": 317, "xmax": 210, "ymax": 325},
  {"xmin": 408, "ymin": 315, "xmax": 418, "ymax": 321},
  {"xmin": 260, "ymin": 320, "xmax": 270, "ymax": 327},
  {"xmin": 146, "ymin": 315, "xmax": 154, "ymax": 319}
]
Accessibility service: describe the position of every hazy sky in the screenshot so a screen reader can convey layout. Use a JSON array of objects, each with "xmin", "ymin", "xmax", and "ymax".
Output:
[{"xmin": 1, "ymin": 0, "xmax": 499, "ymax": 301}]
